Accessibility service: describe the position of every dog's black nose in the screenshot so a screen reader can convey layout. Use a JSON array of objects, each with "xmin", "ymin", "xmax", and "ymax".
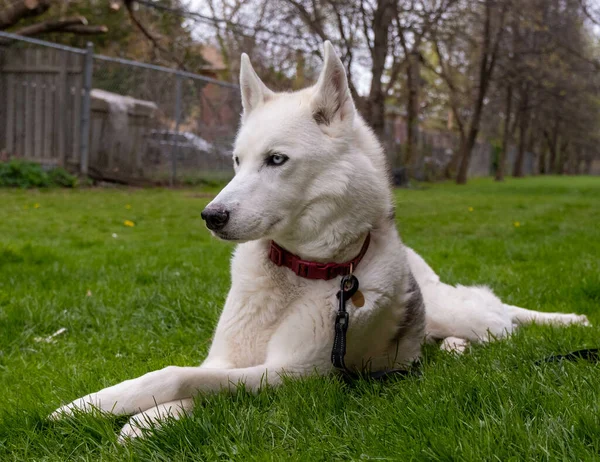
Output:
[{"xmin": 201, "ymin": 207, "xmax": 230, "ymax": 231}]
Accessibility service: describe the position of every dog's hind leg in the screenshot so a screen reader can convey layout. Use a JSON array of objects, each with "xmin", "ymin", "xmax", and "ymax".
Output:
[
  {"xmin": 118, "ymin": 398, "xmax": 194, "ymax": 443},
  {"xmin": 440, "ymin": 336, "xmax": 469, "ymax": 354},
  {"xmin": 506, "ymin": 304, "xmax": 590, "ymax": 327}
]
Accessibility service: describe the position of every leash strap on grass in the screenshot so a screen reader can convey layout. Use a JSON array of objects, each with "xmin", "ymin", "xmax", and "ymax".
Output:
[{"xmin": 536, "ymin": 348, "xmax": 600, "ymax": 365}]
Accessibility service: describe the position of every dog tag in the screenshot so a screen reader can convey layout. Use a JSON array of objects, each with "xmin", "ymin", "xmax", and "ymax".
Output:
[{"xmin": 351, "ymin": 290, "xmax": 365, "ymax": 308}]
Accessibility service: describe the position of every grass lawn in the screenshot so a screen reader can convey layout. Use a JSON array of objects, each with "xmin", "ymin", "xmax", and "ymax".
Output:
[{"xmin": 1, "ymin": 176, "xmax": 599, "ymax": 461}]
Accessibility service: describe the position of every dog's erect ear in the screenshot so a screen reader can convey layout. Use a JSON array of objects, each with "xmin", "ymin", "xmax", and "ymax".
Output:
[
  {"xmin": 240, "ymin": 53, "xmax": 273, "ymax": 120},
  {"xmin": 311, "ymin": 41, "xmax": 354, "ymax": 127}
]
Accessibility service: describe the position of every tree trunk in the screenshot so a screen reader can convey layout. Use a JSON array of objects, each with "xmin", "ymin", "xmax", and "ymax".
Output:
[
  {"xmin": 513, "ymin": 107, "xmax": 529, "ymax": 177},
  {"xmin": 445, "ymin": 130, "xmax": 464, "ymax": 178},
  {"xmin": 365, "ymin": 0, "xmax": 395, "ymax": 139},
  {"xmin": 538, "ymin": 148, "xmax": 547, "ymax": 174},
  {"xmin": 557, "ymin": 139, "xmax": 569, "ymax": 175},
  {"xmin": 404, "ymin": 51, "xmax": 420, "ymax": 170},
  {"xmin": 567, "ymin": 146, "xmax": 580, "ymax": 174},
  {"xmin": 456, "ymin": 121, "xmax": 480, "ymax": 184},
  {"xmin": 584, "ymin": 154, "xmax": 593, "ymax": 174},
  {"xmin": 546, "ymin": 118, "xmax": 560, "ymax": 173},
  {"xmin": 526, "ymin": 118, "xmax": 538, "ymax": 174},
  {"xmin": 456, "ymin": 0, "xmax": 505, "ymax": 184},
  {"xmin": 496, "ymin": 84, "xmax": 513, "ymax": 181}
]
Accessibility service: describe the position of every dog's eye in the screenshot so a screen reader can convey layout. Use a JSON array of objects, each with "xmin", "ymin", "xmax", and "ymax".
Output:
[
  {"xmin": 234, "ymin": 156, "xmax": 240, "ymax": 166},
  {"xmin": 266, "ymin": 153, "xmax": 288, "ymax": 166}
]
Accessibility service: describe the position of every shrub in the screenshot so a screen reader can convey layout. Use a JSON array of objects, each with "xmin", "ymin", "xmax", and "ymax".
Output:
[
  {"xmin": 47, "ymin": 167, "xmax": 78, "ymax": 188},
  {"xmin": 0, "ymin": 160, "xmax": 77, "ymax": 188}
]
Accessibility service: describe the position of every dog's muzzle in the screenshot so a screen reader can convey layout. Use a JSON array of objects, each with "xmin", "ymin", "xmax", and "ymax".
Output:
[{"xmin": 201, "ymin": 206, "xmax": 230, "ymax": 231}]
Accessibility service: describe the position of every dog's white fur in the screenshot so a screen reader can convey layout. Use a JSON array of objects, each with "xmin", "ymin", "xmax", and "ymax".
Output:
[{"xmin": 51, "ymin": 42, "xmax": 589, "ymax": 441}]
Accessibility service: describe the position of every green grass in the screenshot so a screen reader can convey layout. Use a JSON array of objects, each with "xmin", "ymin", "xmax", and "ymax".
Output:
[{"xmin": 1, "ymin": 176, "xmax": 599, "ymax": 461}]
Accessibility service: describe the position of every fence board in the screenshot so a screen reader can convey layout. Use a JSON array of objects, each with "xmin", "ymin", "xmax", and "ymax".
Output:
[
  {"xmin": 34, "ymin": 49, "xmax": 44, "ymax": 160},
  {"xmin": 15, "ymin": 77, "xmax": 24, "ymax": 157},
  {"xmin": 24, "ymin": 51, "xmax": 33, "ymax": 159},
  {"xmin": 0, "ymin": 51, "xmax": 5, "ymax": 154},
  {"xmin": 0, "ymin": 48, "xmax": 83, "ymax": 168},
  {"xmin": 5, "ymin": 73, "xmax": 15, "ymax": 155},
  {"xmin": 56, "ymin": 51, "xmax": 67, "ymax": 165},
  {"xmin": 43, "ymin": 64, "xmax": 54, "ymax": 161},
  {"xmin": 71, "ymin": 54, "xmax": 82, "ymax": 163}
]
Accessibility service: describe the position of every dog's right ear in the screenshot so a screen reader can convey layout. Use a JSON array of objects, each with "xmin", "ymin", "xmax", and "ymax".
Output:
[
  {"xmin": 310, "ymin": 41, "xmax": 354, "ymax": 129},
  {"xmin": 239, "ymin": 53, "xmax": 273, "ymax": 121}
]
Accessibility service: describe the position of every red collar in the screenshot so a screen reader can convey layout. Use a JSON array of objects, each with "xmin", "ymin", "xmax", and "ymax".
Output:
[{"xmin": 268, "ymin": 233, "xmax": 371, "ymax": 280}]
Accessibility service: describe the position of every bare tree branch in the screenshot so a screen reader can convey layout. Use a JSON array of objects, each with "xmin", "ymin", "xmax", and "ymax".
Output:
[
  {"xmin": 0, "ymin": 0, "xmax": 50, "ymax": 30},
  {"xmin": 11, "ymin": 15, "xmax": 87, "ymax": 36},
  {"xmin": 124, "ymin": 0, "xmax": 187, "ymax": 70}
]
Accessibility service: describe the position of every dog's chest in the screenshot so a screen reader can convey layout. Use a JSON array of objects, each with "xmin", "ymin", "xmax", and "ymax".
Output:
[{"xmin": 217, "ymin": 250, "xmax": 311, "ymax": 366}]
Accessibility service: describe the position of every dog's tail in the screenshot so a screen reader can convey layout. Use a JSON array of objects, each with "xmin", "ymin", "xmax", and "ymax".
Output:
[{"xmin": 505, "ymin": 304, "xmax": 590, "ymax": 327}]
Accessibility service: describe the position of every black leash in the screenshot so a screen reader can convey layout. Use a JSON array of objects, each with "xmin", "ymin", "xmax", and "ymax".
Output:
[
  {"xmin": 331, "ymin": 274, "xmax": 421, "ymax": 382},
  {"xmin": 535, "ymin": 348, "xmax": 600, "ymax": 365},
  {"xmin": 331, "ymin": 274, "xmax": 597, "ymax": 382},
  {"xmin": 331, "ymin": 274, "xmax": 358, "ymax": 372}
]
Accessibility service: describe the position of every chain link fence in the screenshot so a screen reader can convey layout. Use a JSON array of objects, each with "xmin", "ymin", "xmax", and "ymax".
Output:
[
  {"xmin": 1, "ymin": 30, "xmax": 520, "ymax": 186},
  {"xmin": 0, "ymin": 31, "xmax": 239, "ymax": 185}
]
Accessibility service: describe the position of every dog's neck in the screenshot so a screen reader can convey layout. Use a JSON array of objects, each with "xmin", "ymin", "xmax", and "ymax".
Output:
[
  {"xmin": 268, "ymin": 178, "xmax": 386, "ymax": 264},
  {"xmin": 268, "ymin": 226, "xmax": 372, "ymax": 264}
]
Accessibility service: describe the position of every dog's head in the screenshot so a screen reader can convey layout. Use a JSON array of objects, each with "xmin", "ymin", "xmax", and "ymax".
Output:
[{"xmin": 202, "ymin": 42, "xmax": 391, "ymax": 258}]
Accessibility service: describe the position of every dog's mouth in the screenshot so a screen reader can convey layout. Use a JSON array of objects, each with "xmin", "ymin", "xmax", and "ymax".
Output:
[
  {"xmin": 210, "ymin": 231, "xmax": 243, "ymax": 242},
  {"xmin": 209, "ymin": 217, "xmax": 283, "ymax": 242}
]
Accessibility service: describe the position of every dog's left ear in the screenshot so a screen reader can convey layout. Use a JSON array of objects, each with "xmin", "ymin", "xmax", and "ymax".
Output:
[
  {"xmin": 240, "ymin": 53, "xmax": 274, "ymax": 122},
  {"xmin": 311, "ymin": 41, "xmax": 354, "ymax": 128}
]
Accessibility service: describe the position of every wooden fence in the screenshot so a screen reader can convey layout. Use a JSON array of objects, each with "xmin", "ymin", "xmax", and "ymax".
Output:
[
  {"xmin": 0, "ymin": 34, "xmax": 242, "ymax": 184},
  {"xmin": 0, "ymin": 47, "xmax": 85, "ymax": 168}
]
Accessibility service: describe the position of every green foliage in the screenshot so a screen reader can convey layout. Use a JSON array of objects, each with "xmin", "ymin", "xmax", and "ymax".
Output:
[
  {"xmin": 0, "ymin": 177, "xmax": 599, "ymax": 459},
  {"xmin": 47, "ymin": 166, "xmax": 78, "ymax": 188},
  {"xmin": 0, "ymin": 160, "xmax": 77, "ymax": 189}
]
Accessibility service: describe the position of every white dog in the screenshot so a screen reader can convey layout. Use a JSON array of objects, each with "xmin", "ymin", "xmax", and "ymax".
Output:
[{"xmin": 51, "ymin": 42, "xmax": 588, "ymax": 441}]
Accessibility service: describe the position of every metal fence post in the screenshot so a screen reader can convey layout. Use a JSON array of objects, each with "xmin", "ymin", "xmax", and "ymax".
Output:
[
  {"xmin": 170, "ymin": 73, "xmax": 183, "ymax": 186},
  {"xmin": 80, "ymin": 41, "xmax": 93, "ymax": 176}
]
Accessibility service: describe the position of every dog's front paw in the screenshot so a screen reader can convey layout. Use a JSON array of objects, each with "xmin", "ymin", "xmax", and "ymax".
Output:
[
  {"xmin": 117, "ymin": 420, "xmax": 145, "ymax": 443},
  {"xmin": 117, "ymin": 399, "xmax": 194, "ymax": 443},
  {"xmin": 560, "ymin": 314, "xmax": 591, "ymax": 327},
  {"xmin": 117, "ymin": 412, "xmax": 162, "ymax": 444}
]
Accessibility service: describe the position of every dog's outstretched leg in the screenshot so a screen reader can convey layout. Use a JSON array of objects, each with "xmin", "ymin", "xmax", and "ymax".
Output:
[
  {"xmin": 117, "ymin": 398, "xmax": 195, "ymax": 443},
  {"xmin": 506, "ymin": 304, "xmax": 590, "ymax": 327},
  {"xmin": 50, "ymin": 363, "xmax": 315, "ymax": 419}
]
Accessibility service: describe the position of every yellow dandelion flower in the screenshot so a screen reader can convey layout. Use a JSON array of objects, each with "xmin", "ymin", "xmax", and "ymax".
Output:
[
  {"xmin": 125, "ymin": 204, "xmax": 131, "ymax": 209},
  {"xmin": 34, "ymin": 203, "xmax": 40, "ymax": 209},
  {"xmin": 124, "ymin": 220, "xmax": 135, "ymax": 227},
  {"xmin": 514, "ymin": 221, "xmax": 521, "ymax": 227},
  {"xmin": 468, "ymin": 207, "xmax": 474, "ymax": 212}
]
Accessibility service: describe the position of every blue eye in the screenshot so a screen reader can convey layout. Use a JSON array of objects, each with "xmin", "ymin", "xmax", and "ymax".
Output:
[{"xmin": 266, "ymin": 153, "xmax": 288, "ymax": 166}]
